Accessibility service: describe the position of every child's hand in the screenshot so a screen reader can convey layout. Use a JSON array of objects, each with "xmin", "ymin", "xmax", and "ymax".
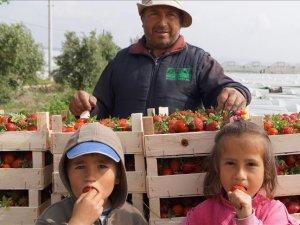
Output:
[
  {"xmin": 228, "ymin": 185, "xmax": 252, "ymax": 219},
  {"xmin": 69, "ymin": 188, "xmax": 104, "ymax": 225}
]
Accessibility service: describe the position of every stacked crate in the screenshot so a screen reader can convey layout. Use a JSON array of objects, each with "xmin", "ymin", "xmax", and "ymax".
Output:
[
  {"xmin": 0, "ymin": 112, "xmax": 52, "ymax": 225},
  {"xmin": 250, "ymin": 116, "xmax": 300, "ymax": 220},
  {"xmin": 50, "ymin": 113, "xmax": 146, "ymax": 215},
  {"xmin": 143, "ymin": 110, "xmax": 215, "ymax": 225},
  {"xmin": 268, "ymin": 132, "xmax": 300, "ymax": 220}
]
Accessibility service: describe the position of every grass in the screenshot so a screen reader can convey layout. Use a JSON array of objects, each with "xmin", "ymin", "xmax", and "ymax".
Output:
[{"xmin": 1, "ymin": 82, "xmax": 75, "ymax": 115}]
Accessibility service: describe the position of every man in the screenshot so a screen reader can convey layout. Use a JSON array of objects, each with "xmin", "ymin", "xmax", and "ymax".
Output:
[{"xmin": 69, "ymin": 0, "xmax": 251, "ymax": 119}]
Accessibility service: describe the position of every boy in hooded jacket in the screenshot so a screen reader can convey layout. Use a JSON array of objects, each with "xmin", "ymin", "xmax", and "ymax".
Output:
[{"xmin": 36, "ymin": 122, "xmax": 148, "ymax": 225}]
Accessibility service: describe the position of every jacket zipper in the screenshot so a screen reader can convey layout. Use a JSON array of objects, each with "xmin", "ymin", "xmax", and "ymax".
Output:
[{"xmin": 145, "ymin": 57, "xmax": 160, "ymax": 113}]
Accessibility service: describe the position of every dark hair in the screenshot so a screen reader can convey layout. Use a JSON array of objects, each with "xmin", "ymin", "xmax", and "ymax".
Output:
[{"xmin": 203, "ymin": 120, "xmax": 277, "ymax": 198}]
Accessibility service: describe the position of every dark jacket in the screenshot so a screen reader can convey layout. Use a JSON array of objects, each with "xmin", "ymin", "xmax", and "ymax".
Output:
[{"xmin": 92, "ymin": 35, "xmax": 251, "ymax": 119}]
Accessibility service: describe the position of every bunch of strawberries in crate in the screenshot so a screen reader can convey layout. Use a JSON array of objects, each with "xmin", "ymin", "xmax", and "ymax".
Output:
[
  {"xmin": 152, "ymin": 109, "xmax": 247, "ymax": 134},
  {"xmin": 62, "ymin": 116, "xmax": 132, "ymax": 132},
  {"xmin": 263, "ymin": 112, "xmax": 300, "ymax": 135},
  {"xmin": 0, "ymin": 151, "xmax": 32, "ymax": 168},
  {"xmin": 0, "ymin": 190, "xmax": 29, "ymax": 207},
  {"xmin": 157, "ymin": 156, "xmax": 209, "ymax": 176},
  {"xmin": 276, "ymin": 153, "xmax": 300, "ymax": 175},
  {"xmin": 0, "ymin": 112, "xmax": 38, "ymax": 131},
  {"xmin": 160, "ymin": 196, "xmax": 205, "ymax": 218}
]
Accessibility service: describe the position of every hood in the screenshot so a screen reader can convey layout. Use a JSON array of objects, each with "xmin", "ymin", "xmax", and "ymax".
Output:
[{"xmin": 59, "ymin": 122, "xmax": 128, "ymax": 210}]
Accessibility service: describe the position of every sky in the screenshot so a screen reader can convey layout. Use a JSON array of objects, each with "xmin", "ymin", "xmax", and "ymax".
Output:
[{"xmin": 1, "ymin": 1, "xmax": 300, "ymax": 65}]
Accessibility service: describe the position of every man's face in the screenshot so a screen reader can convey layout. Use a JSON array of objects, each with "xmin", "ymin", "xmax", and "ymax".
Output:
[
  {"xmin": 141, "ymin": 5, "xmax": 182, "ymax": 51},
  {"xmin": 67, "ymin": 153, "xmax": 120, "ymax": 207}
]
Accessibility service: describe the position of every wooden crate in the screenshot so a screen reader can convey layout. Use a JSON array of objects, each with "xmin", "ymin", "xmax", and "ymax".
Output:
[
  {"xmin": 0, "ymin": 164, "xmax": 52, "ymax": 190},
  {"xmin": 0, "ymin": 112, "xmax": 50, "ymax": 151},
  {"xmin": 146, "ymin": 157, "xmax": 205, "ymax": 198},
  {"xmin": 51, "ymin": 113, "xmax": 144, "ymax": 155},
  {"xmin": 144, "ymin": 131, "xmax": 216, "ymax": 157},
  {"xmin": 143, "ymin": 116, "xmax": 217, "ymax": 157},
  {"xmin": 0, "ymin": 199, "xmax": 51, "ymax": 225},
  {"xmin": 0, "ymin": 187, "xmax": 51, "ymax": 225}
]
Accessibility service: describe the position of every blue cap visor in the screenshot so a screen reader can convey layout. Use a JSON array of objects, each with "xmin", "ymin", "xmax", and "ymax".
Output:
[{"xmin": 66, "ymin": 142, "xmax": 120, "ymax": 162}]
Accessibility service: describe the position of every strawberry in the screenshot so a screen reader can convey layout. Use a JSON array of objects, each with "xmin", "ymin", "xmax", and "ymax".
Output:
[
  {"xmin": 28, "ymin": 125, "xmax": 37, "ymax": 131},
  {"xmin": 1, "ymin": 163, "xmax": 10, "ymax": 168},
  {"xmin": 182, "ymin": 159, "xmax": 195, "ymax": 174},
  {"xmin": 172, "ymin": 203, "xmax": 184, "ymax": 217},
  {"xmin": 5, "ymin": 122, "xmax": 18, "ymax": 131},
  {"xmin": 9, "ymin": 199, "xmax": 16, "ymax": 207},
  {"xmin": 174, "ymin": 120, "xmax": 189, "ymax": 133},
  {"xmin": 169, "ymin": 159, "xmax": 180, "ymax": 173},
  {"xmin": 152, "ymin": 115, "xmax": 162, "ymax": 122},
  {"xmin": 18, "ymin": 196, "xmax": 28, "ymax": 206},
  {"xmin": 286, "ymin": 201, "xmax": 300, "ymax": 214},
  {"xmin": 282, "ymin": 127, "xmax": 293, "ymax": 134},
  {"xmin": 82, "ymin": 186, "xmax": 98, "ymax": 193},
  {"xmin": 189, "ymin": 117, "xmax": 204, "ymax": 131},
  {"xmin": 230, "ymin": 185, "xmax": 247, "ymax": 192},
  {"xmin": 161, "ymin": 168, "xmax": 173, "ymax": 176},
  {"xmin": 4, "ymin": 153, "xmax": 15, "ymax": 164},
  {"xmin": 0, "ymin": 116, "xmax": 9, "ymax": 124},
  {"xmin": 205, "ymin": 121, "xmax": 219, "ymax": 131},
  {"xmin": 267, "ymin": 127, "xmax": 278, "ymax": 135},
  {"xmin": 11, "ymin": 159, "xmax": 23, "ymax": 168}
]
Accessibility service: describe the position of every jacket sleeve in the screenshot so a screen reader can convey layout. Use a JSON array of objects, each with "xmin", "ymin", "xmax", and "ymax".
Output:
[
  {"xmin": 92, "ymin": 59, "xmax": 115, "ymax": 119},
  {"xmin": 258, "ymin": 201, "xmax": 300, "ymax": 225},
  {"xmin": 235, "ymin": 201, "xmax": 300, "ymax": 225},
  {"xmin": 197, "ymin": 53, "xmax": 252, "ymax": 108}
]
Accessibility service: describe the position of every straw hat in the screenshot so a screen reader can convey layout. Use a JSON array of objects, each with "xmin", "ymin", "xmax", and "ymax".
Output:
[{"xmin": 137, "ymin": 0, "xmax": 192, "ymax": 27}]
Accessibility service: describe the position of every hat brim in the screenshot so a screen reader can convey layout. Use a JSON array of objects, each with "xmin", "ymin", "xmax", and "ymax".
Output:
[
  {"xmin": 66, "ymin": 141, "xmax": 120, "ymax": 162},
  {"xmin": 137, "ymin": 2, "xmax": 192, "ymax": 27}
]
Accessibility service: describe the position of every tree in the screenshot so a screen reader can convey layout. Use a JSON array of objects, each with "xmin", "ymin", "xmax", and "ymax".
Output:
[
  {"xmin": 0, "ymin": 0, "xmax": 9, "ymax": 5},
  {"xmin": 53, "ymin": 30, "xmax": 120, "ymax": 90},
  {"xmin": 0, "ymin": 23, "xmax": 44, "ymax": 103}
]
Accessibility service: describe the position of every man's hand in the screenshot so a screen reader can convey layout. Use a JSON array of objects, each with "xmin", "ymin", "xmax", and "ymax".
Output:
[
  {"xmin": 216, "ymin": 87, "xmax": 247, "ymax": 112},
  {"xmin": 69, "ymin": 91, "xmax": 97, "ymax": 117}
]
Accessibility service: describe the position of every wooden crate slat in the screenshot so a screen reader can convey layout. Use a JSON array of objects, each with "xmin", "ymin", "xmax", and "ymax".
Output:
[
  {"xmin": 149, "ymin": 218, "xmax": 184, "ymax": 225},
  {"xmin": 270, "ymin": 134, "xmax": 300, "ymax": 154},
  {"xmin": 51, "ymin": 132, "xmax": 72, "ymax": 154},
  {"xmin": 292, "ymin": 213, "xmax": 300, "ymax": 220},
  {"xmin": 275, "ymin": 175, "xmax": 300, "ymax": 196},
  {"xmin": 127, "ymin": 171, "xmax": 146, "ymax": 193},
  {"xmin": 144, "ymin": 132, "xmax": 216, "ymax": 157},
  {"xmin": 0, "ymin": 199, "xmax": 51, "ymax": 225},
  {"xmin": 0, "ymin": 131, "xmax": 49, "ymax": 151},
  {"xmin": 116, "ymin": 131, "xmax": 144, "ymax": 154},
  {"xmin": 53, "ymin": 153, "xmax": 62, "ymax": 172},
  {"xmin": 51, "ymin": 131, "xmax": 144, "ymax": 154},
  {"xmin": 131, "ymin": 193, "xmax": 144, "ymax": 216},
  {"xmin": 0, "ymin": 165, "xmax": 52, "ymax": 190},
  {"xmin": 147, "ymin": 173, "xmax": 205, "ymax": 198}
]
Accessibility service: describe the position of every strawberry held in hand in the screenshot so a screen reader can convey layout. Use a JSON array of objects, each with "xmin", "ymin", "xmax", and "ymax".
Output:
[
  {"xmin": 230, "ymin": 185, "xmax": 247, "ymax": 192},
  {"xmin": 82, "ymin": 186, "xmax": 98, "ymax": 193}
]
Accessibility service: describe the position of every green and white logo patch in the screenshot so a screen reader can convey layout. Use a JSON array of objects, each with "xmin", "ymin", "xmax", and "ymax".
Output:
[{"xmin": 166, "ymin": 67, "xmax": 192, "ymax": 81}]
